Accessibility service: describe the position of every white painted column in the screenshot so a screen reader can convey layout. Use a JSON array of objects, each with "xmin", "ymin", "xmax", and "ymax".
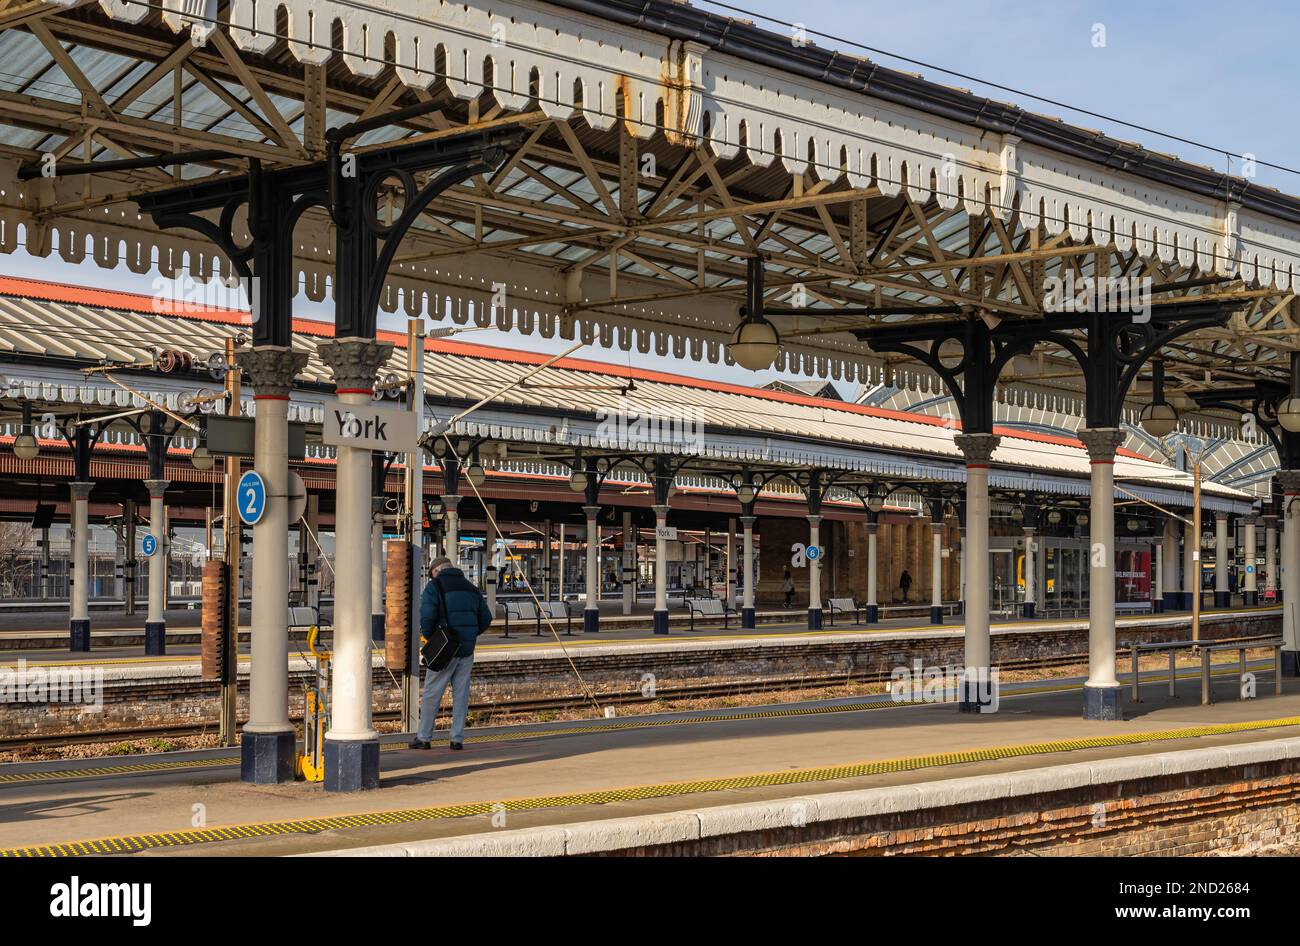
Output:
[
  {"xmin": 557, "ymin": 523, "xmax": 566, "ymax": 602},
  {"xmin": 807, "ymin": 514, "xmax": 823, "ymax": 629},
  {"xmin": 233, "ymin": 347, "xmax": 307, "ymax": 784},
  {"xmin": 653, "ymin": 504, "xmax": 670, "ymax": 634},
  {"xmin": 1162, "ymin": 515, "xmax": 1180, "ymax": 612},
  {"xmin": 485, "ymin": 504, "xmax": 498, "ymax": 616},
  {"xmin": 443, "ymin": 494, "xmax": 460, "ymax": 563},
  {"xmin": 621, "ymin": 510, "xmax": 634, "ymax": 615},
  {"xmin": 1184, "ymin": 518, "xmax": 1198, "ymax": 612},
  {"xmin": 1215, "ymin": 513, "xmax": 1230, "ymax": 609},
  {"xmin": 1080, "ymin": 428, "xmax": 1125, "ymax": 720},
  {"xmin": 68, "ymin": 482, "xmax": 93, "ymax": 651},
  {"xmin": 317, "ymin": 338, "xmax": 391, "ymax": 792},
  {"xmin": 930, "ymin": 521, "xmax": 944, "ymax": 625},
  {"xmin": 726, "ymin": 517, "xmax": 737, "ymax": 608},
  {"xmin": 584, "ymin": 505, "xmax": 601, "ymax": 633},
  {"xmin": 1022, "ymin": 526, "xmax": 1036, "ymax": 619},
  {"xmin": 305, "ymin": 493, "xmax": 321, "ymax": 611},
  {"xmin": 1281, "ymin": 473, "xmax": 1300, "ymax": 674},
  {"xmin": 740, "ymin": 514, "xmax": 756, "ymax": 629},
  {"xmin": 542, "ymin": 518, "xmax": 553, "ymax": 600},
  {"xmin": 1265, "ymin": 513, "xmax": 1278, "ymax": 602},
  {"xmin": 1154, "ymin": 540, "xmax": 1164, "ymax": 614},
  {"xmin": 865, "ymin": 520, "xmax": 879, "ymax": 623},
  {"xmin": 954, "ymin": 434, "xmax": 998, "ymax": 711},
  {"xmin": 1243, "ymin": 515, "xmax": 1258, "ymax": 606},
  {"xmin": 144, "ymin": 479, "xmax": 168, "ymax": 654}
]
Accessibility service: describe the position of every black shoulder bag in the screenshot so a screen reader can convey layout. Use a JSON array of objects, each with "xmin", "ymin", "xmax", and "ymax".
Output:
[{"xmin": 419, "ymin": 576, "xmax": 458, "ymax": 672}]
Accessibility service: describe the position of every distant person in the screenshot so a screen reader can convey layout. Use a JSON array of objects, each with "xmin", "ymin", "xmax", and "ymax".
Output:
[
  {"xmin": 900, "ymin": 570, "xmax": 913, "ymax": 604},
  {"xmin": 410, "ymin": 555, "xmax": 493, "ymax": 751},
  {"xmin": 782, "ymin": 569, "xmax": 796, "ymax": 608}
]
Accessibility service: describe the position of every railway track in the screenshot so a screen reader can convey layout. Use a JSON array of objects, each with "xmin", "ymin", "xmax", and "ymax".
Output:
[{"xmin": 1, "ymin": 643, "xmax": 1279, "ymax": 751}]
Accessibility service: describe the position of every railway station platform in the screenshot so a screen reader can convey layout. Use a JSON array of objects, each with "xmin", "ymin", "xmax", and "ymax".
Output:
[{"xmin": 2, "ymin": 667, "xmax": 1298, "ymax": 857}]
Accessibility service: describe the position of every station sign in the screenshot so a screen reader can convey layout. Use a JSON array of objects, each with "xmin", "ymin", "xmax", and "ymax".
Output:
[
  {"xmin": 203, "ymin": 416, "xmax": 307, "ymax": 459},
  {"xmin": 141, "ymin": 533, "xmax": 158, "ymax": 557},
  {"xmin": 322, "ymin": 401, "xmax": 418, "ymax": 452},
  {"xmin": 656, "ymin": 526, "xmax": 678, "ymax": 541},
  {"xmin": 237, "ymin": 471, "xmax": 267, "ymax": 526}
]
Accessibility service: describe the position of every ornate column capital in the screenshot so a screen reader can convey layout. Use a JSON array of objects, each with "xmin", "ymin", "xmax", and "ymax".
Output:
[
  {"xmin": 69, "ymin": 482, "xmax": 94, "ymax": 501},
  {"xmin": 1278, "ymin": 469, "xmax": 1300, "ymax": 494},
  {"xmin": 1242, "ymin": 514, "xmax": 1259, "ymax": 527},
  {"xmin": 740, "ymin": 515, "xmax": 756, "ymax": 529},
  {"xmin": 583, "ymin": 505, "xmax": 601, "ymax": 520},
  {"xmin": 316, "ymin": 338, "xmax": 393, "ymax": 392},
  {"xmin": 235, "ymin": 345, "xmax": 309, "ymax": 397},
  {"xmin": 653, "ymin": 504, "xmax": 670, "ymax": 519},
  {"xmin": 442, "ymin": 494, "xmax": 461, "ymax": 512},
  {"xmin": 1078, "ymin": 427, "xmax": 1126, "ymax": 463},
  {"xmin": 145, "ymin": 479, "xmax": 169, "ymax": 499},
  {"xmin": 953, "ymin": 433, "xmax": 1000, "ymax": 466}
]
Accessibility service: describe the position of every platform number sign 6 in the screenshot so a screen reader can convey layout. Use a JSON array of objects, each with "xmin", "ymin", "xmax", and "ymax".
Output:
[
  {"xmin": 237, "ymin": 471, "xmax": 267, "ymax": 526},
  {"xmin": 791, "ymin": 543, "xmax": 821, "ymax": 568}
]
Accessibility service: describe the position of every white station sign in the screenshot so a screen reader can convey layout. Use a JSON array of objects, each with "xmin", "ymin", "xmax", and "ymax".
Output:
[
  {"xmin": 322, "ymin": 402, "xmax": 418, "ymax": 452},
  {"xmin": 656, "ymin": 526, "xmax": 678, "ymax": 541}
]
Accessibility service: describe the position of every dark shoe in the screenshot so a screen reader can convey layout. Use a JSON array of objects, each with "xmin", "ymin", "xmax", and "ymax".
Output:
[
  {"xmin": 408, "ymin": 739, "xmax": 431, "ymax": 750},
  {"xmin": 449, "ymin": 741, "xmax": 464, "ymax": 751}
]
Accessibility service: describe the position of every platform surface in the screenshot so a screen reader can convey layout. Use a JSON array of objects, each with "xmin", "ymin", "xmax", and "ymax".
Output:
[{"xmin": 2, "ymin": 666, "xmax": 1296, "ymax": 856}]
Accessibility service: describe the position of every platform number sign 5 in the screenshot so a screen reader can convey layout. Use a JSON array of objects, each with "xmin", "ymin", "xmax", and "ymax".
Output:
[
  {"xmin": 237, "ymin": 471, "xmax": 267, "ymax": 526},
  {"xmin": 141, "ymin": 533, "xmax": 158, "ymax": 557}
]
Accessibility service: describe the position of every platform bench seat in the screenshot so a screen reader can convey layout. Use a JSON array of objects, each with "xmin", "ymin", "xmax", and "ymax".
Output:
[
  {"xmin": 826, "ymin": 597, "xmax": 864, "ymax": 626},
  {"xmin": 501, "ymin": 599, "xmax": 541, "ymax": 637},
  {"xmin": 686, "ymin": 597, "xmax": 736, "ymax": 631}
]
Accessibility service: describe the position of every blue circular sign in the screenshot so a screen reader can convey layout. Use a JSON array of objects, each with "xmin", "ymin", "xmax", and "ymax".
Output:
[
  {"xmin": 141, "ymin": 533, "xmax": 158, "ymax": 557},
  {"xmin": 237, "ymin": 471, "xmax": 267, "ymax": 526},
  {"xmin": 806, "ymin": 545, "xmax": 822, "ymax": 561}
]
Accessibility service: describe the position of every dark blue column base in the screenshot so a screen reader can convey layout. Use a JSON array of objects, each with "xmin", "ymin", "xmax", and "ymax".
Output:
[
  {"xmin": 1214, "ymin": 590, "xmax": 1230, "ymax": 609},
  {"xmin": 584, "ymin": 608, "xmax": 599, "ymax": 633},
  {"xmin": 1153, "ymin": 599, "xmax": 1164, "ymax": 613},
  {"xmin": 741, "ymin": 607, "xmax": 755, "ymax": 629},
  {"xmin": 1083, "ymin": 686, "xmax": 1124, "ymax": 721},
  {"xmin": 653, "ymin": 609, "xmax": 669, "ymax": 635},
  {"xmin": 371, "ymin": 613, "xmax": 385, "ymax": 643},
  {"xmin": 865, "ymin": 604, "xmax": 879, "ymax": 624},
  {"xmin": 1244, "ymin": 592, "xmax": 1258, "ymax": 607},
  {"xmin": 808, "ymin": 608, "xmax": 823, "ymax": 630},
  {"xmin": 1162, "ymin": 591, "xmax": 1180, "ymax": 611},
  {"xmin": 69, "ymin": 619, "xmax": 90, "ymax": 652},
  {"xmin": 323, "ymin": 738, "xmax": 380, "ymax": 793},
  {"xmin": 1283, "ymin": 650, "xmax": 1300, "ymax": 677},
  {"xmin": 240, "ymin": 730, "xmax": 295, "ymax": 784},
  {"xmin": 930, "ymin": 606, "xmax": 944, "ymax": 625},
  {"xmin": 1021, "ymin": 602, "xmax": 1035, "ymax": 619},
  {"xmin": 144, "ymin": 621, "xmax": 166, "ymax": 655}
]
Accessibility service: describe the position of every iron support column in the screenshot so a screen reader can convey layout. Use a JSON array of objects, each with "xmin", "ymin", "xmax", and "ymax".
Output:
[
  {"xmin": 930, "ymin": 521, "xmax": 944, "ymax": 626},
  {"xmin": 954, "ymin": 433, "xmax": 998, "ymax": 711},
  {"xmin": 621, "ymin": 510, "xmax": 635, "ymax": 615},
  {"xmin": 865, "ymin": 519, "xmax": 879, "ymax": 624},
  {"xmin": 68, "ymin": 482, "xmax": 93, "ymax": 651},
  {"xmin": 807, "ymin": 514, "xmax": 823, "ymax": 629},
  {"xmin": 543, "ymin": 518, "xmax": 553, "ymax": 600},
  {"xmin": 741, "ymin": 514, "xmax": 757, "ymax": 629},
  {"xmin": 1243, "ymin": 515, "xmax": 1258, "ymax": 607},
  {"xmin": 583, "ymin": 505, "xmax": 601, "ymax": 633},
  {"xmin": 1080, "ymin": 428, "xmax": 1126, "ymax": 720},
  {"xmin": 1022, "ymin": 526, "xmax": 1036, "ymax": 619},
  {"xmin": 234, "ymin": 346, "xmax": 308, "ymax": 784},
  {"xmin": 144, "ymin": 479, "xmax": 169, "ymax": 655},
  {"xmin": 1215, "ymin": 513, "xmax": 1231, "ymax": 609},
  {"xmin": 1162, "ymin": 515, "xmax": 1181, "ymax": 612},
  {"xmin": 317, "ymin": 338, "xmax": 392, "ymax": 793},
  {"xmin": 1184, "ymin": 518, "xmax": 1198, "ymax": 612},
  {"xmin": 1282, "ymin": 472, "xmax": 1300, "ymax": 674},
  {"xmin": 443, "ymin": 494, "xmax": 460, "ymax": 562},
  {"xmin": 1265, "ymin": 514, "xmax": 1278, "ymax": 604},
  {"xmin": 653, "ymin": 505, "xmax": 670, "ymax": 634},
  {"xmin": 485, "ymin": 504, "xmax": 498, "ymax": 616}
]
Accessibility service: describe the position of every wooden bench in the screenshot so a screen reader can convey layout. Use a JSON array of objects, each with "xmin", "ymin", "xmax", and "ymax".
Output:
[
  {"xmin": 826, "ymin": 597, "xmax": 864, "ymax": 626},
  {"xmin": 686, "ymin": 596, "xmax": 736, "ymax": 631}
]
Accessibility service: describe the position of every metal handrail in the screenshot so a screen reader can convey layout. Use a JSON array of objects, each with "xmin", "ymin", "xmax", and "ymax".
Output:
[{"xmin": 1124, "ymin": 635, "xmax": 1284, "ymax": 705}]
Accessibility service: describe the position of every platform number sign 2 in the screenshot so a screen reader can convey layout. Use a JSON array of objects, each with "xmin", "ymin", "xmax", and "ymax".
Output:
[{"xmin": 237, "ymin": 471, "xmax": 267, "ymax": 526}]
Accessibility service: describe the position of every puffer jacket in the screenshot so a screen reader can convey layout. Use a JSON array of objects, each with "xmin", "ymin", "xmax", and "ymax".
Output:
[{"xmin": 420, "ymin": 567, "xmax": 494, "ymax": 657}]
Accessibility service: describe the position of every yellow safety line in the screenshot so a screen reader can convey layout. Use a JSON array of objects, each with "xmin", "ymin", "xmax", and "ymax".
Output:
[
  {"xmin": 0, "ymin": 661, "xmax": 1278, "ymax": 785},
  {"xmin": 5, "ymin": 712, "xmax": 1299, "ymax": 857}
]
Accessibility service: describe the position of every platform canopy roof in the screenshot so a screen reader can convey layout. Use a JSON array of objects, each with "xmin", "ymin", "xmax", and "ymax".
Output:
[
  {"xmin": 0, "ymin": 276, "xmax": 1256, "ymax": 514},
  {"xmin": 0, "ymin": 0, "xmax": 1296, "ymax": 428}
]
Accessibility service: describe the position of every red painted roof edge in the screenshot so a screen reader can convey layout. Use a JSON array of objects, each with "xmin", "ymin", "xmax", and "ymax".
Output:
[{"xmin": 0, "ymin": 275, "xmax": 1159, "ymax": 464}]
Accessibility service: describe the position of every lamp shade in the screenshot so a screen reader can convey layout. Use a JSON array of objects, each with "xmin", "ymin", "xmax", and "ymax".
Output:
[
  {"xmin": 1280, "ymin": 396, "xmax": 1300, "ymax": 433},
  {"xmin": 1139, "ymin": 401, "xmax": 1179, "ymax": 438},
  {"xmin": 12, "ymin": 432, "xmax": 38, "ymax": 460},
  {"xmin": 1047, "ymin": 510, "xmax": 1062, "ymax": 525},
  {"xmin": 1077, "ymin": 513, "xmax": 1089, "ymax": 527},
  {"xmin": 466, "ymin": 462, "xmax": 487, "ymax": 488},
  {"xmin": 736, "ymin": 484, "xmax": 756, "ymax": 504},
  {"xmin": 867, "ymin": 495, "xmax": 884, "ymax": 514},
  {"xmin": 190, "ymin": 446, "xmax": 213, "ymax": 471},
  {"xmin": 568, "ymin": 466, "xmax": 587, "ymax": 492},
  {"xmin": 729, "ymin": 318, "xmax": 780, "ymax": 371}
]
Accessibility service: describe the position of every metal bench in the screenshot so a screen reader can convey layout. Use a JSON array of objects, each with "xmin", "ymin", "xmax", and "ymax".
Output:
[
  {"xmin": 826, "ymin": 596, "xmax": 864, "ymax": 626},
  {"xmin": 288, "ymin": 606, "xmax": 320, "ymax": 631},
  {"xmin": 538, "ymin": 599, "xmax": 574, "ymax": 637},
  {"xmin": 686, "ymin": 596, "xmax": 735, "ymax": 631},
  {"xmin": 501, "ymin": 599, "xmax": 541, "ymax": 638}
]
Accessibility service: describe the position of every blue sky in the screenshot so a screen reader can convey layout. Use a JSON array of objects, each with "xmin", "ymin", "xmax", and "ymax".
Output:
[{"xmin": 7, "ymin": 0, "xmax": 1295, "ymax": 396}]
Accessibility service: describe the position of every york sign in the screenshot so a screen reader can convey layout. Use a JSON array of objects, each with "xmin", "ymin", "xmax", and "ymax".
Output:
[{"xmin": 322, "ymin": 401, "xmax": 418, "ymax": 452}]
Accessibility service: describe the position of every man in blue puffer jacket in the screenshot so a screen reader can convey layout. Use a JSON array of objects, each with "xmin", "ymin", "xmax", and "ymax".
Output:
[{"xmin": 409, "ymin": 555, "xmax": 494, "ymax": 750}]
